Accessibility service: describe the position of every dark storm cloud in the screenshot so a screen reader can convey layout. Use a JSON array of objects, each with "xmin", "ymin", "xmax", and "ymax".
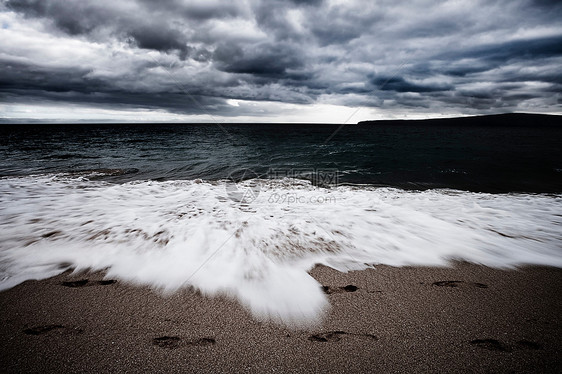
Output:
[
  {"xmin": 0, "ymin": 62, "xmax": 106, "ymax": 94},
  {"xmin": 214, "ymin": 42, "xmax": 304, "ymax": 77},
  {"xmin": 128, "ymin": 26, "xmax": 191, "ymax": 58},
  {"xmin": 370, "ymin": 75, "xmax": 454, "ymax": 93},
  {"xmin": 438, "ymin": 35, "xmax": 562, "ymax": 67},
  {"xmin": 138, "ymin": 0, "xmax": 244, "ymax": 21},
  {"xmin": 6, "ymin": 0, "xmax": 112, "ymax": 34},
  {"xmin": 0, "ymin": 61, "xmax": 231, "ymax": 115},
  {"xmin": 1, "ymin": 0, "xmax": 561, "ymax": 120},
  {"xmin": 530, "ymin": 0, "xmax": 562, "ymax": 10},
  {"xmin": 4, "ymin": 0, "xmax": 217, "ymax": 58}
]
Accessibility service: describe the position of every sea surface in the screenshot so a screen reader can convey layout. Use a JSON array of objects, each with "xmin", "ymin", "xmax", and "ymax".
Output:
[{"xmin": 1, "ymin": 120, "xmax": 561, "ymax": 325}]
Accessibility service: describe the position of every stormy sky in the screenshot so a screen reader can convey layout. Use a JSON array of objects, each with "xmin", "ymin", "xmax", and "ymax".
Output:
[{"xmin": 1, "ymin": 0, "xmax": 561, "ymax": 123}]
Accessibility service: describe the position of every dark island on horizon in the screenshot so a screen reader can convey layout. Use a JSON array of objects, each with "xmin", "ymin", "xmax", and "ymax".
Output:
[{"xmin": 357, "ymin": 112, "xmax": 562, "ymax": 127}]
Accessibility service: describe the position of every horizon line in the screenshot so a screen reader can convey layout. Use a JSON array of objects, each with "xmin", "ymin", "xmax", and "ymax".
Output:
[{"xmin": 1, "ymin": 112, "xmax": 561, "ymax": 125}]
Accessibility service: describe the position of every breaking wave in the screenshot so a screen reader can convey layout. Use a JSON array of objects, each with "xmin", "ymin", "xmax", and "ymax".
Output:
[{"xmin": 0, "ymin": 173, "xmax": 561, "ymax": 326}]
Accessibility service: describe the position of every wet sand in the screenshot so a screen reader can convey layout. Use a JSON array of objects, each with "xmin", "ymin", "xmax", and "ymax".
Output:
[{"xmin": 1, "ymin": 263, "xmax": 561, "ymax": 373}]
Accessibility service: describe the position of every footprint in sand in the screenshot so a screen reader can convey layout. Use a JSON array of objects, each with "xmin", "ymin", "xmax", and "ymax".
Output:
[
  {"xmin": 23, "ymin": 325, "xmax": 83, "ymax": 335},
  {"xmin": 152, "ymin": 336, "xmax": 216, "ymax": 349},
  {"xmin": 432, "ymin": 280, "xmax": 488, "ymax": 288},
  {"xmin": 61, "ymin": 279, "xmax": 89, "ymax": 287},
  {"xmin": 24, "ymin": 325, "xmax": 65, "ymax": 335},
  {"xmin": 308, "ymin": 331, "xmax": 347, "ymax": 342},
  {"xmin": 187, "ymin": 337, "xmax": 216, "ymax": 346},
  {"xmin": 308, "ymin": 331, "xmax": 378, "ymax": 342},
  {"xmin": 516, "ymin": 340, "xmax": 542, "ymax": 350},
  {"xmin": 61, "ymin": 279, "xmax": 117, "ymax": 287},
  {"xmin": 152, "ymin": 336, "xmax": 182, "ymax": 349},
  {"xmin": 97, "ymin": 280, "xmax": 117, "ymax": 285},
  {"xmin": 470, "ymin": 339, "xmax": 542, "ymax": 352},
  {"xmin": 470, "ymin": 339, "xmax": 511, "ymax": 352},
  {"xmin": 322, "ymin": 284, "xmax": 359, "ymax": 294}
]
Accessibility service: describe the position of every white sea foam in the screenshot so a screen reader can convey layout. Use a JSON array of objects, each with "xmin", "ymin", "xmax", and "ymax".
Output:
[{"xmin": 0, "ymin": 174, "xmax": 561, "ymax": 326}]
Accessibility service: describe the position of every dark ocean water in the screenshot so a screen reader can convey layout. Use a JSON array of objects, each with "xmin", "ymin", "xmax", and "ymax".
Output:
[
  {"xmin": 1, "ymin": 117, "xmax": 561, "ymax": 324},
  {"xmin": 1, "ymin": 120, "xmax": 561, "ymax": 192}
]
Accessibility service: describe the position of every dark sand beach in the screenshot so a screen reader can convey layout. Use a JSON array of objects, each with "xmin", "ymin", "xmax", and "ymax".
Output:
[{"xmin": 1, "ymin": 263, "xmax": 560, "ymax": 373}]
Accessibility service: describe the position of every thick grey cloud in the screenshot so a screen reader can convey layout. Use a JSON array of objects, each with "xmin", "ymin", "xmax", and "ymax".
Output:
[
  {"xmin": 214, "ymin": 42, "xmax": 304, "ymax": 77},
  {"xmin": 1, "ymin": 0, "xmax": 561, "ymax": 121}
]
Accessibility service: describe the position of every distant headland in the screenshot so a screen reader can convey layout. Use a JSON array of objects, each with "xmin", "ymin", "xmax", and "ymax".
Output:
[{"xmin": 357, "ymin": 113, "xmax": 561, "ymax": 127}]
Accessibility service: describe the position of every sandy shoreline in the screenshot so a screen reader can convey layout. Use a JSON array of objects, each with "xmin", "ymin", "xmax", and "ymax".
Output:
[{"xmin": 1, "ymin": 263, "xmax": 561, "ymax": 373}]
